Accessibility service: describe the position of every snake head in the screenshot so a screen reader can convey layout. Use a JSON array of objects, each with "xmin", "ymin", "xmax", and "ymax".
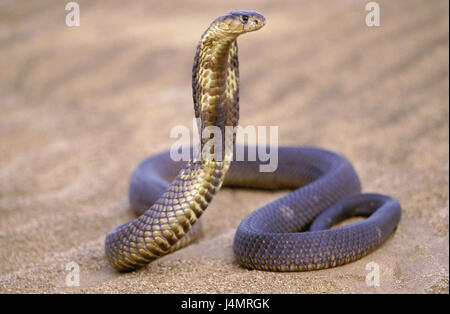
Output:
[{"xmin": 214, "ymin": 10, "xmax": 266, "ymax": 35}]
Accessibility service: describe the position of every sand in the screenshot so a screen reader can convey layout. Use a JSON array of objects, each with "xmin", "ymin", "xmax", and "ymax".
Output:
[{"xmin": 0, "ymin": 0, "xmax": 448, "ymax": 293}]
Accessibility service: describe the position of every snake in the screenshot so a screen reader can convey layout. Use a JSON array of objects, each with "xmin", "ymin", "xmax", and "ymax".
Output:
[{"xmin": 105, "ymin": 10, "xmax": 401, "ymax": 272}]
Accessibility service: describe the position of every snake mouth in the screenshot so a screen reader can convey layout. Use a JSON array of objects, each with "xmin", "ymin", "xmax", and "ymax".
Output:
[{"xmin": 244, "ymin": 17, "xmax": 266, "ymax": 32}]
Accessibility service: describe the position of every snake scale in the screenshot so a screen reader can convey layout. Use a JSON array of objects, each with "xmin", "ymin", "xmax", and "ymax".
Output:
[{"xmin": 105, "ymin": 11, "xmax": 401, "ymax": 272}]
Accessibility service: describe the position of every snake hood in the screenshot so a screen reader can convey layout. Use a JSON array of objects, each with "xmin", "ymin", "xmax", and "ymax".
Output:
[
  {"xmin": 211, "ymin": 10, "xmax": 266, "ymax": 35},
  {"xmin": 192, "ymin": 10, "xmax": 265, "ymax": 160}
]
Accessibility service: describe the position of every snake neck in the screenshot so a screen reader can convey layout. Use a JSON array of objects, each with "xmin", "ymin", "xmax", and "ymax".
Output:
[{"xmin": 192, "ymin": 27, "xmax": 240, "ymax": 162}]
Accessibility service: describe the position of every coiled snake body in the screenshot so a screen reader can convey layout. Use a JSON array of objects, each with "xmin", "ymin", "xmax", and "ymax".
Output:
[{"xmin": 105, "ymin": 11, "xmax": 401, "ymax": 272}]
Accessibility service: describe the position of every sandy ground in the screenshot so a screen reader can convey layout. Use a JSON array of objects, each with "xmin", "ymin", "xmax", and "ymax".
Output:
[{"xmin": 0, "ymin": 0, "xmax": 448, "ymax": 293}]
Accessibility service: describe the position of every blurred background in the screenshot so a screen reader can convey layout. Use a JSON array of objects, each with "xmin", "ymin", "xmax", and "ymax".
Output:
[{"xmin": 0, "ymin": 0, "xmax": 448, "ymax": 293}]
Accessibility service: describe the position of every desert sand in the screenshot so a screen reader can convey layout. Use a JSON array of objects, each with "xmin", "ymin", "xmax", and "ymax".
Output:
[{"xmin": 0, "ymin": 0, "xmax": 448, "ymax": 293}]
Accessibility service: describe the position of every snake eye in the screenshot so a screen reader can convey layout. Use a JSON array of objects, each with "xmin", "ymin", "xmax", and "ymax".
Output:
[{"xmin": 242, "ymin": 15, "xmax": 249, "ymax": 23}]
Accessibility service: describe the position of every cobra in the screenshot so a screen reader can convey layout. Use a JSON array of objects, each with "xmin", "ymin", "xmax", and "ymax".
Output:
[{"xmin": 105, "ymin": 10, "xmax": 401, "ymax": 272}]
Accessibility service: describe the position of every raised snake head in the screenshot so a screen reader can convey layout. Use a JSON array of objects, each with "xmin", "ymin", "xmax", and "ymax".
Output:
[{"xmin": 213, "ymin": 10, "xmax": 266, "ymax": 35}]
